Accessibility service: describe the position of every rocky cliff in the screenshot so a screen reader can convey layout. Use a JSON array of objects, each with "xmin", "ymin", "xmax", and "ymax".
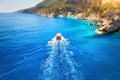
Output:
[
  {"xmin": 20, "ymin": 0, "xmax": 120, "ymax": 35},
  {"xmin": 24, "ymin": 0, "xmax": 102, "ymax": 16}
]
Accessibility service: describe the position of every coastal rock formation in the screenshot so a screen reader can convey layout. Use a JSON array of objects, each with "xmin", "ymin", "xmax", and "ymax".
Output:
[
  {"xmin": 22, "ymin": 0, "xmax": 102, "ymax": 16},
  {"xmin": 96, "ymin": 17, "xmax": 120, "ymax": 34},
  {"xmin": 19, "ymin": 0, "xmax": 120, "ymax": 34}
]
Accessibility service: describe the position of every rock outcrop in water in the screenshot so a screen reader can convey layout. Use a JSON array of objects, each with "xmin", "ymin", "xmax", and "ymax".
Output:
[
  {"xmin": 96, "ymin": 17, "xmax": 120, "ymax": 34},
  {"xmin": 19, "ymin": 0, "xmax": 120, "ymax": 35}
]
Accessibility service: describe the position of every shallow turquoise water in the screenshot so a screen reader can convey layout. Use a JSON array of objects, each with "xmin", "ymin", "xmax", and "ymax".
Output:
[{"xmin": 0, "ymin": 13, "xmax": 120, "ymax": 80}]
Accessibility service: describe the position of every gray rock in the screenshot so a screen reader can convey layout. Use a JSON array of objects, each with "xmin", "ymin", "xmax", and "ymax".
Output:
[{"xmin": 96, "ymin": 17, "xmax": 120, "ymax": 34}]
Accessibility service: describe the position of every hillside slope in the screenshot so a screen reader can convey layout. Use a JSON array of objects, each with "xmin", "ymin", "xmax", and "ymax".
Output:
[
  {"xmin": 25, "ymin": 0, "xmax": 101, "ymax": 16},
  {"xmin": 20, "ymin": 0, "xmax": 120, "ymax": 34}
]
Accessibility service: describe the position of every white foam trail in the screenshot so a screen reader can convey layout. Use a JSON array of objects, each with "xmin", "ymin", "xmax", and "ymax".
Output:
[
  {"xmin": 44, "ymin": 34, "xmax": 80, "ymax": 80},
  {"xmin": 65, "ymin": 51, "xmax": 79, "ymax": 80},
  {"xmin": 48, "ymin": 36, "xmax": 69, "ymax": 52},
  {"xmin": 43, "ymin": 54, "xmax": 54, "ymax": 80}
]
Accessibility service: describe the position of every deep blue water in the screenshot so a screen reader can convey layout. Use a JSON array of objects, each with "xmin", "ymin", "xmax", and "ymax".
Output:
[{"xmin": 0, "ymin": 13, "xmax": 120, "ymax": 80}]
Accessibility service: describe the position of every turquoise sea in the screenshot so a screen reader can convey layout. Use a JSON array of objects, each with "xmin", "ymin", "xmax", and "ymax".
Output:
[{"xmin": 0, "ymin": 13, "xmax": 120, "ymax": 80}]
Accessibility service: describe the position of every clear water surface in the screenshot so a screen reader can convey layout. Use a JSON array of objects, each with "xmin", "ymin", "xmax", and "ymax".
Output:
[{"xmin": 0, "ymin": 13, "xmax": 120, "ymax": 80}]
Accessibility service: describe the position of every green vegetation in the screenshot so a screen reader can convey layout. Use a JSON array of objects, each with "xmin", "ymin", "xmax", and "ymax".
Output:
[
  {"xmin": 37, "ymin": 1, "xmax": 82, "ymax": 14},
  {"xmin": 24, "ymin": 0, "xmax": 120, "ymax": 19},
  {"xmin": 85, "ymin": 1, "xmax": 120, "ymax": 18}
]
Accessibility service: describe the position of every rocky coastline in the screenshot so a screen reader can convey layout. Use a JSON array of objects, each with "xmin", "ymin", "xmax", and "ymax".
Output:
[
  {"xmin": 20, "ymin": 0, "xmax": 120, "ymax": 35},
  {"xmin": 37, "ymin": 12, "xmax": 120, "ymax": 35}
]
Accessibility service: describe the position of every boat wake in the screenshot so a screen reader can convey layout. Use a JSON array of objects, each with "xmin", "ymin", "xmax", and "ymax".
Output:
[{"xmin": 43, "ymin": 33, "xmax": 83, "ymax": 80}]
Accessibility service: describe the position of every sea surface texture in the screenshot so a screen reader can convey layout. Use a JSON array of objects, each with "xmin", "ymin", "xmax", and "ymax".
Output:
[{"xmin": 0, "ymin": 13, "xmax": 120, "ymax": 80}]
